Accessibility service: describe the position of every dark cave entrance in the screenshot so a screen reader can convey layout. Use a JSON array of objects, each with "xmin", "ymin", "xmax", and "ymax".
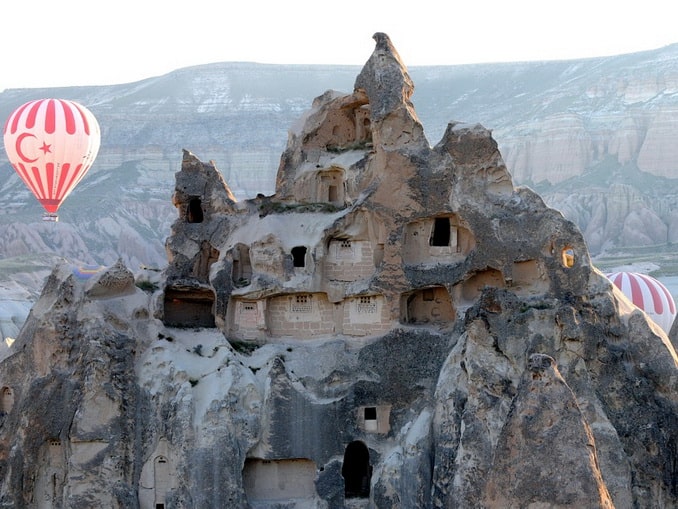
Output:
[
  {"xmin": 291, "ymin": 246, "xmax": 307, "ymax": 268},
  {"xmin": 342, "ymin": 440, "xmax": 372, "ymax": 499},
  {"xmin": 187, "ymin": 198, "xmax": 204, "ymax": 223},
  {"xmin": 430, "ymin": 216, "xmax": 451, "ymax": 246},
  {"xmin": 163, "ymin": 287, "xmax": 215, "ymax": 328}
]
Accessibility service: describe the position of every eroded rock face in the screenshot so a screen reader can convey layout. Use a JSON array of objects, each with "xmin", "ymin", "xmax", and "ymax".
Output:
[
  {"xmin": 483, "ymin": 353, "xmax": 614, "ymax": 508},
  {"xmin": 0, "ymin": 33, "xmax": 676, "ymax": 509}
]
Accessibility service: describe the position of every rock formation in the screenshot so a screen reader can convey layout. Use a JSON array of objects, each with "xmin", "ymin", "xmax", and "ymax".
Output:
[
  {"xmin": 6, "ymin": 46, "xmax": 678, "ymax": 330},
  {"xmin": 0, "ymin": 33, "xmax": 677, "ymax": 508}
]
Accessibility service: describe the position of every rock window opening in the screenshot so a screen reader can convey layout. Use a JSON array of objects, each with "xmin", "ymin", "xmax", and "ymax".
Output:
[
  {"xmin": 318, "ymin": 170, "xmax": 344, "ymax": 204},
  {"xmin": 430, "ymin": 217, "xmax": 451, "ymax": 246},
  {"xmin": 291, "ymin": 294, "xmax": 312, "ymax": 313},
  {"xmin": 359, "ymin": 405, "xmax": 391, "ymax": 433},
  {"xmin": 357, "ymin": 296, "xmax": 377, "ymax": 314},
  {"xmin": 562, "ymin": 247, "xmax": 575, "ymax": 268},
  {"xmin": 1, "ymin": 386, "xmax": 13, "ymax": 413},
  {"xmin": 364, "ymin": 407, "xmax": 377, "ymax": 431},
  {"xmin": 187, "ymin": 198, "xmax": 204, "ymax": 223},
  {"xmin": 342, "ymin": 440, "xmax": 372, "ymax": 499},
  {"xmin": 292, "ymin": 246, "xmax": 307, "ymax": 267},
  {"xmin": 403, "ymin": 215, "xmax": 470, "ymax": 264}
]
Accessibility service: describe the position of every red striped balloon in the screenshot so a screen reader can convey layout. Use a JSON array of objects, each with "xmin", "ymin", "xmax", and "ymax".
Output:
[
  {"xmin": 3, "ymin": 99, "xmax": 100, "ymax": 218},
  {"xmin": 606, "ymin": 271, "xmax": 677, "ymax": 333}
]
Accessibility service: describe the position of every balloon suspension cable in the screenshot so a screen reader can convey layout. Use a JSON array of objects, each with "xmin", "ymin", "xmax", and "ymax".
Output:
[{"xmin": 42, "ymin": 212, "xmax": 59, "ymax": 222}]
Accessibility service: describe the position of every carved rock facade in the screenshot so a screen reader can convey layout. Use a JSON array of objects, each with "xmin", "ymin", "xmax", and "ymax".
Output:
[{"xmin": 0, "ymin": 34, "xmax": 676, "ymax": 509}]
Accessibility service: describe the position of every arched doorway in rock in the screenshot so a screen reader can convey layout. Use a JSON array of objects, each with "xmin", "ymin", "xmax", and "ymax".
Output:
[
  {"xmin": 341, "ymin": 440, "xmax": 372, "ymax": 499},
  {"xmin": 0, "ymin": 386, "xmax": 14, "ymax": 413},
  {"xmin": 186, "ymin": 197, "xmax": 204, "ymax": 223},
  {"xmin": 154, "ymin": 455, "xmax": 170, "ymax": 509}
]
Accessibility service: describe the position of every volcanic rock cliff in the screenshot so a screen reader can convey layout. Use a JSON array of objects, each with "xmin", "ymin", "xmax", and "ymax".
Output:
[{"xmin": 0, "ymin": 34, "xmax": 677, "ymax": 509}]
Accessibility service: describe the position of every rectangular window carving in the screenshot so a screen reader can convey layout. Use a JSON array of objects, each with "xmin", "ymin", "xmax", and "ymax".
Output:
[
  {"xmin": 357, "ymin": 296, "xmax": 377, "ymax": 314},
  {"xmin": 333, "ymin": 239, "xmax": 354, "ymax": 259},
  {"xmin": 423, "ymin": 289, "xmax": 435, "ymax": 301},
  {"xmin": 359, "ymin": 405, "xmax": 391, "ymax": 433},
  {"xmin": 364, "ymin": 406, "xmax": 378, "ymax": 432},
  {"xmin": 292, "ymin": 246, "xmax": 307, "ymax": 268},
  {"xmin": 291, "ymin": 295, "xmax": 312, "ymax": 313},
  {"xmin": 241, "ymin": 302, "xmax": 256, "ymax": 313},
  {"xmin": 430, "ymin": 217, "xmax": 451, "ymax": 246}
]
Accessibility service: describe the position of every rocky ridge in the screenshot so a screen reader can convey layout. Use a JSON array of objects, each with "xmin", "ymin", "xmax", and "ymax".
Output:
[{"xmin": 0, "ymin": 34, "xmax": 676, "ymax": 508}]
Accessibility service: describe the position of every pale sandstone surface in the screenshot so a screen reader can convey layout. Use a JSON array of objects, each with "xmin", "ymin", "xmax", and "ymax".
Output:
[{"xmin": 0, "ymin": 34, "xmax": 677, "ymax": 509}]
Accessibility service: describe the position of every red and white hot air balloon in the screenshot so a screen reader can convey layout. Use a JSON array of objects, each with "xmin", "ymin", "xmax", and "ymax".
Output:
[
  {"xmin": 3, "ymin": 99, "xmax": 100, "ymax": 221},
  {"xmin": 606, "ymin": 271, "xmax": 677, "ymax": 333}
]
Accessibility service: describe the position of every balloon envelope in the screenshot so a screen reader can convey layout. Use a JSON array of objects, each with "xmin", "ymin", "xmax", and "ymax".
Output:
[
  {"xmin": 606, "ymin": 271, "xmax": 677, "ymax": 333},
  {"xmin": 71, "ymin": 263, "xmax": 105, "ymax": 281},
  {"xmin": 3, "ymin": 99, "xmax": 100, "ymax": 216}
]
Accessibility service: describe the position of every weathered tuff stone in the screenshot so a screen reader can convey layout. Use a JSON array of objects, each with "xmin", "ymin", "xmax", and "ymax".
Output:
[
  {"xmin": 0, "ymin": 33, "xmax": 676, "ymax": 509},
  {"xmin": 483, "ymin": 353, "xmax": 614, "ymax": 508}
]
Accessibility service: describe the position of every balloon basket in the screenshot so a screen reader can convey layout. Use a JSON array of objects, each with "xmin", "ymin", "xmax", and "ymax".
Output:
[{"xmin": 42, "ymin": 213, "xmax": 59, "ymax": 222}]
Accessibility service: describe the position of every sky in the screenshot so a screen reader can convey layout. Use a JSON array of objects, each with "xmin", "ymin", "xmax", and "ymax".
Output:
[{"xmin": 1, "ymin": 0, "xmax": 676, "ymax": 92}]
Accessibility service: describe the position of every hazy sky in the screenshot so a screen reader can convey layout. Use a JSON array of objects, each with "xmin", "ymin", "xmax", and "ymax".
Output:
[{"xmin": 2, "ymin": 0, "xmax": 676, "ymax": 91}]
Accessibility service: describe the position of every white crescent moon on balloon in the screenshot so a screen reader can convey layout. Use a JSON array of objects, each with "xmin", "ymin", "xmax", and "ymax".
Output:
[{"xmin": 15, "ymin": 132, "xmax": 39, "ymax": 163}]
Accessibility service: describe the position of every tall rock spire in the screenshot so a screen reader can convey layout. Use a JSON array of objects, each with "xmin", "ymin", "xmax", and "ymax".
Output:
[
  {"xmin": 354, "ymin": 32, "xmax": 426, "ymax": 149},
  {"xmin": 354, "ymin": 33, "xmax": 414, "ymax": 120}
]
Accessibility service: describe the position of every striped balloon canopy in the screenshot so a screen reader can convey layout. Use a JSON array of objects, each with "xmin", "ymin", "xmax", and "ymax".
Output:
[
  {"xmin": 3, "ymin": 99, "xmax": 100, "ymax": 220},
  {"xmin": 606, "ymin": 271, "xmax": 677, "ymax": 333},
  {"xmin": 71, "ymin": 263, "xmax": 105, "ymax": 281}
]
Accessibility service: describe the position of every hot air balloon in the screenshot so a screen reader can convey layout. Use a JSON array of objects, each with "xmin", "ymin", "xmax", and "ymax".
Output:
[
  {"xmin": 606, "ymin": 271, "xmax": 677, "ymax": 333},
  {"xmin": 71, "ymin": 263, "xmax": 105, "ymax": 281},
  {"xmin": 3, "ymin": 99, "xmax": 100, "ymax": 221}
]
